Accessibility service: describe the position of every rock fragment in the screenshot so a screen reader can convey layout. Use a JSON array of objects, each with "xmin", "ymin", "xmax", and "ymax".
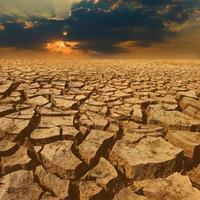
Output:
[
  {"xmin": 53, "ymin": 98, "xmax": 77, "ymax": 109},
  {"xmin": 35, "ymin": 165, "xmax": 70, "ymax": 199},
  {"xmin": 26, "ymin": 96, "xmax": 49, "ymax": 106},
  {"xmin": 134, "ymin": 172, "xmax": 200, "ymax": 200},
  {"xmin": 110, "ymin": 137, "xmax": 183, "ymax": 180},
  {"xmin": 40, "ymin": 140, "xmax": 84, "ymax": 179},
  {"xmin": 30, "ymin": 127, "xmax": 60, "ymax": 144},
  {"xmin": 147, "ymin": 105, "xmax": 200, "ymax": 131},
  {"xmin": 166, "ymin": 130, "xmax": 200, "ymax": 162},
  {"xmin": 79, "ymin": 130, "xmax": 115, "ymax": 165},
  {"xmin": 82, "ymin": 157, "xmax": 118, "ymax": 190},
  {"xmin": 39, "ymin": 115, "xmax": 74, "ymax": 128},
  {"xmin": 188, "ymin": 164, "xmax": 200, "ymax": 190},
  {"xmin": 113, "ymin": 187, "xmax": 148, "ymax": 200},
  {"xmin": 1, "ymin": 146, "xmax": 32, "ymax": 174},
  {"xmin": 0, "ymin": 170, "xmax": 42, "ymax": 200}
]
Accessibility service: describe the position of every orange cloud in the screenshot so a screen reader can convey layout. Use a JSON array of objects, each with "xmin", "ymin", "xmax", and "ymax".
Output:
[
  {"xmin": 23, "ymin": 21, "xmax": 35, "ymax": 29},
  {"xmin": 0, "ymin": 23, "xmax": 5, "ymax": 31},
  {"xmin": 46, "ymin": 40, "xmax": 82, "ymax": 55}
]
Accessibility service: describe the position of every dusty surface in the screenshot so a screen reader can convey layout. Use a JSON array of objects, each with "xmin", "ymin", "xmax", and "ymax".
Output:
[{"xmin": 0, "ymin": 59, "xmax": 200, "ymax": 200}]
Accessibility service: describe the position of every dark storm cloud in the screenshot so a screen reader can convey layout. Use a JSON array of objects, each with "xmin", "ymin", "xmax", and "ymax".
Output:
[
  {"xmin": 0, "ymin": 19, "xmax": 66, "ymax": 49},
  {"xmin": 65, "ymin": 0, "xmax": 199, "ymax": 53},
  {"xmin": 65, "ymin": 7, "xmax": 171, "ymax": 53},
  {"xmin": 0, "ymin": 0, "xmax": 199, "ymax": 53}
]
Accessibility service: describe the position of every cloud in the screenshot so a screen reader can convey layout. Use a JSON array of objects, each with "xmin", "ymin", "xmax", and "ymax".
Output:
[
  {"xmin": 65, "ymin": 7, "xmax": 172, "ymax": 53},
  {"xmin": 0, "ymin": 23, "xmax": 5, "ymax": 31},
  {"xmin": 0, "ymin": 19, "xmax": 66, "ymax": 49},
  {"xmin": 0, "ymin": 0, "xmax": 199, "ymax": 55},
  {"xmin": 0, "ymin": 0, "xmax": 80, "ymax": 19},
  {"xmin": 65, "ymin": 0, "xmax": 199, "ymax": 53}
]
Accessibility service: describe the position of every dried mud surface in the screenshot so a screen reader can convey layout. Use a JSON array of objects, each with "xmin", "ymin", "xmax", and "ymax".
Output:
[{"xmin": 0, "ymin": 59, "xmax": 200, "ymax": 200}]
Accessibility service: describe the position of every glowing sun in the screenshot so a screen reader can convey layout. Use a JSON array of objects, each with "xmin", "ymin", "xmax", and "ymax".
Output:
[{"xmin": 46, "ymin": 41, "xmax": 80, "ymax": 55}]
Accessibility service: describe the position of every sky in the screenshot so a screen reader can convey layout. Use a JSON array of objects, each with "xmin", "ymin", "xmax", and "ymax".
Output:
[{"xmin": 0, "ymin": 0, "xmax": 199, "ymax": 58}]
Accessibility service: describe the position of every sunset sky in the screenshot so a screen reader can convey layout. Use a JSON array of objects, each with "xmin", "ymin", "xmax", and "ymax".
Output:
[{"xmin": 0, "ymin": 0, "xmax": 199, "ymax": 58}]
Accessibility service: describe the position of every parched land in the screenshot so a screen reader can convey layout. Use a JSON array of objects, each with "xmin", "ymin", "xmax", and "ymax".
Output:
[{"xmin": 0, "ymin": 59, "xmax": 200, "ymax": 200}]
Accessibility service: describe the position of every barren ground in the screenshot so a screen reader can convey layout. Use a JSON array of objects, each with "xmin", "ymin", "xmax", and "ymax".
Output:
[{"xmin": 0, "ymin": 59, "xmax": 200, "ymax": 200}]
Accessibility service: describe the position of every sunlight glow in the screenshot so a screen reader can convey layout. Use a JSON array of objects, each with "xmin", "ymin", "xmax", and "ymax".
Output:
[{"xmin": 46, "ymin": 41, "xmax": 80, "ymax": 55}]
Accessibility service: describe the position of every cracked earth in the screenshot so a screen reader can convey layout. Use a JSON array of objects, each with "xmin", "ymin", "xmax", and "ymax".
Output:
[{"xmin": 0, "ymin": 59, "xmax": 200, "ymax": 200}]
